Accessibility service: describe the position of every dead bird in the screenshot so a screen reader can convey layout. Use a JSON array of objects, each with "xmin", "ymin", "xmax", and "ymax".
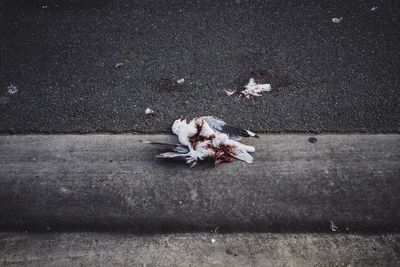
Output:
[{"xmin": 143, "ymin": 116, "xmax": 258, "ymax": 167}]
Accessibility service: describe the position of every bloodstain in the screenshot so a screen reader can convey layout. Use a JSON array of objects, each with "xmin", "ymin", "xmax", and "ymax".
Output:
[
  {"xmin": 189, "ymin": 119, "xmax": 214, "ymax": 149},
  {"xmin": 187, "ymin": 119, "xmax": 236, "ymax": 166}
]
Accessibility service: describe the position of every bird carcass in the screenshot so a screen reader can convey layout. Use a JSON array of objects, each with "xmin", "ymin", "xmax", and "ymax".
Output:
[{"xmin": 143, "ymin": 116, "xmax": 258, "ymax": 167}]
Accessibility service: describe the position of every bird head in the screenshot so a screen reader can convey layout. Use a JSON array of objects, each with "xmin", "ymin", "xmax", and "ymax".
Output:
[{"xmin": 172, "ymin": 116, "xmax": 187, "ymax": 135}]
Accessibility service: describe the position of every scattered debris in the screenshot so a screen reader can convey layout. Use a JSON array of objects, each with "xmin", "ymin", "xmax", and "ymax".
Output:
[
  {"xmin": 226, "ymin": 248, "xmax": 238, "ymax": 256},
  {"xmin": 225, "ymin": 78, "xmax": 271, "ymax": 99},
  {"xmin": 143, "ymin": 116, "xmax": 258, "ymax": 167},
  {"xmin": 0, "ymin": 96, "xmax": 10, "ymax": 105},
  {"xmin": 332, "ymin": 17, "xmax": 343, "ymax": 23},
  {"xmin": 225, "ymin": 89, "xmax": 238, "ymax": 96},
  {"xmin": 41, "ymin": 5, "xmax": 48, "ymax": 9},
  {"xmin": 308, "ymin": 137, "xmax": 318, "ymax": 144},
  {"xmin": 115, "ymin": 63, "xmax": 123, "ymax": 68},
  {"xmin": 211, "ymin": 238, "xmax": 216, "ymax": 243},
  {"xmin": 145, "ymin": 108, "xmax": 155, "ymax": 116},
  {"xmin": 6, "ymin": 84, "xmax": 18, "ymax": 95},
  {"xmin": 177, "ymin": 78, "xmax": 185, "ymax": 84},
  {"xmin": 241, "ymin": 78, "xmax": 271, "ymax": 98},
  {"xmin": 330, "ymin": 221, "xmax": 339, "ymax": 232},
  {"xmin": 370, "ymin": 7, "xmax": 378, "ymax": 11}
]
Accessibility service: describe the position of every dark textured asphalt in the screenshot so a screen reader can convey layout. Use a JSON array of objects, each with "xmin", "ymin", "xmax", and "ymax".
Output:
[{"xmin": 0, "ymin": 0, "xmax": 399, "ymax": 133}]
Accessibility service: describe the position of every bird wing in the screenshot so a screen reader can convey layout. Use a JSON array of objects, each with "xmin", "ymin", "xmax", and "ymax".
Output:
[
  {"xmin": 156, "ymin": 152, "xmax": 188, "ymax": 159},
  {"xmin": 141, "ymin": 141, "xmax": 190, "ymax": 154},
  {"xmin": 231, "ymin": 149, "xmax": 254, "ymax": 163},
  {"xmin": 202, "ymin": 116, "xmax": 259, "ymax": 140}
]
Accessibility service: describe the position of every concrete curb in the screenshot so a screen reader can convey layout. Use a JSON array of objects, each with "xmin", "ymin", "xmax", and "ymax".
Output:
[
  {"xmin": 1, "ymin": 232, "xmax": 399, "ymax": 266},
  {"xmin": 0, "ymin": 134, "xmax": 399, "ymax": 232}
]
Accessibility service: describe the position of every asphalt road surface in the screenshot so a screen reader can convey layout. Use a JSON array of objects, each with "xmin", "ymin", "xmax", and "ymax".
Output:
[{"xmin": 0, "ymin": 0, "xmax": 399, "ymax": 133}]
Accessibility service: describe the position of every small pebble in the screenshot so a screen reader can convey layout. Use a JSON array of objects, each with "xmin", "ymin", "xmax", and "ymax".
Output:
[
  {"xmin": 145, "ymin": 108, "xmax": 155, "ymax": 116},
  {"xmin": 330, "ymin": 221, "xmax": 339, "ymax": 232},
  {"xmin": 308, "ymin": 137, "xmax": 318, "ymax": 144},
  {"xmin": 226, "ymin": 248, "xmax": 238, "ymax": 256},
  {"xmin": 332, "ymin": 17, "xmax": 343, "ymax": 23}
]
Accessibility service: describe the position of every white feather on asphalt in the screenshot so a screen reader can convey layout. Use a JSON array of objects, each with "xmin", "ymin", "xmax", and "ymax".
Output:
[
  {"xmin": 225, "ymin": 78, "xmax": 271, "ymax": 99},
  {"xmin": 241, "ymin": 78, "xmax": 271, "ymax": 98},
  {"xmin": 145, "ymin": 108, "xmax": 155, "ymax": 115}
]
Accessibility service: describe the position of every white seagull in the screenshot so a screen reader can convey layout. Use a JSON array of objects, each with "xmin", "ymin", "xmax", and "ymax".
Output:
[{"xmin": 143, "ymin": 116, "xmax": 258, "ymax": 167}]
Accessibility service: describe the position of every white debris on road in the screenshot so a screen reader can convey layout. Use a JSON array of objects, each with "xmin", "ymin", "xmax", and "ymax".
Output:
[
  {"xmin": 177, "ymin": 78, "xmax": 185, "ymax": 84},
  {"xmin": 225, "ymin": 78, "xmax": 271, "ymax": 99},
  {"xmin": 332, "ymin": 17, "xmax": 343, "ymax": 23},
  {"xmin": 330, "ymin": 221, "xmax": 339, "ymax": 232},
  {"xmin": 143, "ymin": 116, "xmax": 258, "ymax": 167},
  {"xmin": 115, "ymin": 63, "xmax": 123, "ymax": 68},
  {"xmin": 370, "ymin": 6, "xmax": 378, "ymax": 11},
  {"xmin": 225, "ymin": 89, "xmax": 237, "ymax": 96},
  {"xmin": 145, "ymin": 108, "xmax": 155, "ymax": 116},
  {"xmin": 211, "ymin": 238, "xmax": 216, "ymax": 243},
  {"xmin": 241, "ymin": 78, "xmax": 271, "ymax": 98},
  {"xmin": 7, "ymin": 84, "xmax": 18, "ymax": 95}
]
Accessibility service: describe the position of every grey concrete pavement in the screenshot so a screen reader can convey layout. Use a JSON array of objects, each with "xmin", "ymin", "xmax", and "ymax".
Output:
[
  {"xmin": 1, "ymin": 232, "xmax": 399, "ymax": 266},
  {"xmin": 0, "ymin": 134, "xmax": 399, "ymax": 232},
  {"xmin": 0, "ymin": 0, "xmax": 399, "ymax": 133}
]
